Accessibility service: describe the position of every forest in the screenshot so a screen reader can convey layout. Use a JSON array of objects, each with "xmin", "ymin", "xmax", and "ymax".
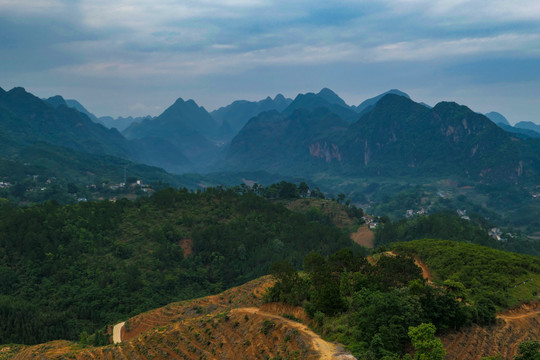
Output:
[
  {"xmin": 265, "ymin": 240, "xmax": 540, "ymax": 359},
  {"xmin": 374, "ymin": 212, "xmax": 540, "ymax": 257},
  {"xmin": 0, "ymin": 185, "xmax": 355, "ymax": 345}
]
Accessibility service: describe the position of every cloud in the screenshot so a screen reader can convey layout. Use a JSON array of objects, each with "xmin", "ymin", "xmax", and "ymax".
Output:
[{"xmin": 1, "ymin": 0, "xmax": 539, "ymax": 120}]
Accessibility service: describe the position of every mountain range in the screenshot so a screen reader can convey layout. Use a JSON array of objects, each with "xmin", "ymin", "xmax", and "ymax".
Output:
[
  {"xmin": 224, "ymin": 93, "xmax": 540, "ymax": 185},
  {"xmin": 2, "ymin": 84, "xmax": 540, "ymax": 193}
]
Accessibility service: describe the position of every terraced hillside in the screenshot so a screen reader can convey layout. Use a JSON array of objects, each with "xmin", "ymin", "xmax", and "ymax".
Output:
[
  {"xmin": 5, "ymin": 277, "xmax": 355, "ymax": 360},
  {"xmin": 442, "ymin": 302, "xmax": 540, "ymax": 359}
]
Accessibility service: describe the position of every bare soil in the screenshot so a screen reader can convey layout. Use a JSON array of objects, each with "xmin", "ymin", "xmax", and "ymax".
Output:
[
  {"xmin": 8, "ymin": 276, "xmax": 355, "ymax": 360},
  {"xmin": 442, "ymin": 302, "xmax": 540, "ymax": 360},
  {"xmin": 350, "ymin": 225, "xmax": 374, "ymax": 248}
]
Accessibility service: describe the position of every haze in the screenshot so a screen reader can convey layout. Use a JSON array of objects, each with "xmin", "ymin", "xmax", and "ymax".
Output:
[{"xmin": 1, "ymin": 0, "xmax": 539, "ymax": 124}]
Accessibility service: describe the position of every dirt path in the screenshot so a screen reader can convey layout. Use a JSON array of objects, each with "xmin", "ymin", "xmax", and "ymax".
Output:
[
  {"xmin": 112, "ymin": 321, "xmax": 125, "ymax": 344},
  {"xmin": 233, "ymin": 307, "xmax": 355, "ymax": 359},
  {"xmin": 497, "ymin": 302, "xmax": 540, "ymax": 320}
]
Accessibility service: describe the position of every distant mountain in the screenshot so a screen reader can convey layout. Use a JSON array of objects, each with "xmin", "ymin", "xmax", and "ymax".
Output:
[
  {"xmin": 2, "ymin": 88, "xmax": 133, "ymax": 159},
  {"xmin": 515, "ymin": 121, "xmax": 540, "ymax": 134},
  {"xmin": 65, "ymin": 99, "xmax": 99, "ymax": 122},
  {"xmin": 224, "ymin": 94, "xmax": 540, "ymax": 184},
  {"xmin": 497, "ymin": 123, "xmax": 540, "ymax": 139},
  {"xmin": 98, "ymin": 115, "xmax": 150, "ymax": 132},
  {"xmin": 283, "ymin": 91, "xmax": 358, "ymax": 122},
  {"xmin": 211, "ymin": 94, "xmax": 292, "ymax": 136},
  {"xmin": 485, "ymin": 113, "xmax": 540, "ymax": 139},
  {"xmin": 354, "ymin": 89, "xmax": 410, "ymax": 115},
  {"xmin": 226, "ymin": 107, "xmax": 349, "ymax": 173},
  {"xmin": 123, "ymin": 97, "xmax": 221, "ymax": 170},
  {"xmin": 46, "ymin": 96, "xmax": 148, "ymax": 131},
  {"xmin": 124, "ymin": 97, "xmax": 218, "ymax": 139},
  {"xmin": 316, "ymin": 88, "xmax": 350, "ymax": 108},
  {"xmin": 485, "ymin": 111, "xmax": 510, "ymax": 126}
]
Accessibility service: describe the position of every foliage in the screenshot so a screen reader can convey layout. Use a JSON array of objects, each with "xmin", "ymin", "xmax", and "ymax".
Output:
[
  {"xmin": 0, "ymin": 186, "xmax": 353, "ymax": 345},
  {"xmin": 513, "ymin": 340, "xmax": 540, "ymax": 360},
  {"xmin": 408, "ymin": 323, "xmax": 446, "ymax": 360},
  {"xmin": 266, "ymin": 248, "xmax": 474, "ymax": 358},
  {"xmin": 375, "ymin": 213, "xmax": 540, "ymax": 258},
  {"xmin": 392, "ymin": 240, "xmax": 540, "ymax": 309}
]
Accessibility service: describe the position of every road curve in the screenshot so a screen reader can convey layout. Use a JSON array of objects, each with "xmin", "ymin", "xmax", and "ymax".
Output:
[
  {"xmin": 113, "ymin": 322, "xmax": 125, "ymax": 344},
  {"xmin": 232, "ymin": 307, "xmax": 356, "ymax": 359}
]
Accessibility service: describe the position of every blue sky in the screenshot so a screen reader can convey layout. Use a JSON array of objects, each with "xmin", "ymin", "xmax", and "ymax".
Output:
[{"xmin": 0, "ymin": 0, "xmax": 539, "ymax": 124}]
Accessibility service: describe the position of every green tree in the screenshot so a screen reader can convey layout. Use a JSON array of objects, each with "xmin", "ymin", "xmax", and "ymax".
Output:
[
  {"xmin": 514, "ymin": 340, "xmax": 540, "ymax": 360},
  {"xmin": 299, "ymin": 182, "xmax": 310, "ymax": 198},
  {"xmin": 408, "ymin": 323, "xmax": 446, "ymax": 360}
]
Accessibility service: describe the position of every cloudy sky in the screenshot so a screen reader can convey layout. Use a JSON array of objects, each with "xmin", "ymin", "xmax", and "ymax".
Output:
[{"xmin": 1, "ymin": 0, "xmax": 539, "ymax": 123}]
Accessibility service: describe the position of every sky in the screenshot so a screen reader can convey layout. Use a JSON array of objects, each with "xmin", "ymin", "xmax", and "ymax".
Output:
[{"xmin": 0, "ymin": 0, "xmax": 539, "ymax": 124}]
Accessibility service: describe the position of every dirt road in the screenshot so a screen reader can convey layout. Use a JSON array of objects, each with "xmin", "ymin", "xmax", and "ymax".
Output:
[
  {"xmin": 233, "ymin": 307, "xmax": 355, "ymax": 360},
  {"xmin": 113, "ymin": 322, "xmax": 125, "ymax": 344}
]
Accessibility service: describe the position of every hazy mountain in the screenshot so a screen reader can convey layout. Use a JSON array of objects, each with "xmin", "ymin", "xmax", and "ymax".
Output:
[
  {"xmin": 485, "ymin": 111, "xmax": 510, "ymax": 126},
  {"xmin": 485, "ymin": 113, "xmax": 540, "ymax": 138},
  {"xmin": 2, "ymin": 87, "xmax": 134, "ymax": 159},
  {"xmin": 283, "ymin": 91, "xmax": 359, "ymax": 122},
  {"xmin": 210, "ymin": 94, "xmax": 292, "ymax": 136},
  {"xmin": 225, "ymin": 94, "xmax": 540, "ymax": 184},
  {"xmin": 65, "ymin": 99, "xmax": 99, "ymax": 122},
  {"xmin": 497, "ymin": 123, "xmax": 540, "ymax": 139},
  {"xmin": 124, "ymin": 97, "xmax": 218, "ymax": 139},
  {"xmin": 123, "ymin": 97, "xmax": 221, "ymax": 170},
  {"xmin": 354, "ymin": 89, "xmax": 410, "ymax": 115},
  {"xmin": 98, "ymin": 115, "xmax": 150, "ymax": 132},
  {"xmin": 226, "ymin": 107, "xmax": 349, "ymax": 173},
  {"xmin": 515, "ymin": 121, "xmax": 540, "ymax": 134},
  {"xmin": 316, "ymin": 88, "xmax": 350, "ymax": 108},
  {"xmin": 46, "ymin": 96, "xmax": 147, "ymax": 131},
  {"xmin": 130, "ymin": 137, "xmax": 191, "ymax": 173}
]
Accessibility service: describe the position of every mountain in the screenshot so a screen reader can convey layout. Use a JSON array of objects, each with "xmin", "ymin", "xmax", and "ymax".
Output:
[
  {"xmin": 283, "ymin": 91, "xmax": 359, "ymax": 122},
  {"xmin": 210, "ymin": 94, "xmax": 292, "ymax": 136},
  {"xmin": 125, "ymin": 97, "xmax": 218, "ymax": 139},
  {"xmin": 1, "ymin": 87, "xmax": 134, "ymax": 159},
  {"xmin": 316, "ymin": 87, "xmax": 350, "ymax": 108},
  {"xmin": 497, "ymin": 123, "xmax": 540, "ymax": 139},
  {"xmin": 226, "ymin": 107, "xmax": 349, "ymax": 173},
  {"xmin": 516, "ymin": 120, "xmax": 540, "ymax": 134},
  {"xmin": 485, "ymin": 113, "xmax": 540, "ymax": 139},
  {"xmin": 123, "ymin": 97, "xmax": 222, "ymax": 170},
  {"xmin": 354, "ymin": 89, "xmax": 410, "ymax": 114},
  {"xmin": 98, "ymin": 115, "xmax": 149, "ymax": 131},
  {"xmin": 225, "ymin": 93, "xmax": 540, "ymax": 184},
  {"xmin": 485, "ymin": 111, "xmax": 510, "ymax": 125}
]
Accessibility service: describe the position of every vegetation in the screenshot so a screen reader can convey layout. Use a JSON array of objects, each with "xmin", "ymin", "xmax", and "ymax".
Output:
[
  {"xmin": 266, "ymin": 239, "xmax": 540, "ymax": 358},
  {"xmin": 0, "ymin": 186, "xmax": 354, "ymax": 345},
  {"xmin": 266, "ymin": 249, "xmax": 486, "ymax": 359},
  {"xmin": 391, "ymin": 240, "xmax": 540, "ymax": 309},
  {"xmin": 375, "ymin": 213, "xmax": 540, "ymax": 257}
]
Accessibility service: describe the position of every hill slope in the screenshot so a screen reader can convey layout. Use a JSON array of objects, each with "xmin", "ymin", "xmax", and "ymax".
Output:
[
  {"xmin": 4, "ymin": 276, "xmax": 355, "ymax": 360},
  {"xmin": 0, "ymin": 188, "xmax": 354, "ymax": 345},
  {"xmin": 0, "ymin": 87, "xmax": 133, "ymax": 159},
  {"xmin": 225, "ymin": 94, "xmax": 540, "ymax": 185}
]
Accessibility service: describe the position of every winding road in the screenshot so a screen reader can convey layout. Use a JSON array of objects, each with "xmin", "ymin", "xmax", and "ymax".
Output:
[{"xmin": 232, "ymin": 307, "xmax": 356, "ymax": 359}]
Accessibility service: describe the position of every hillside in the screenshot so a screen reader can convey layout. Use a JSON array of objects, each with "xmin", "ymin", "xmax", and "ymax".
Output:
[
  {"xmin": 123, "ymin": 97, "xmax": 221, "ymax": 171},
  {"xmin": 0, "ymin": 87, "xmax": 134, "ymax": 159},
  {"xmin": 390, "ymin": 239, "xmax": 540, "ymax": 359},
  {"xmin": 225, "ymin": 93, "xmax": 540, "ymax": 185},
  {"xmin": 3, "ymin": 238, "xmax": 540, "ymax": 359},
  {"xmin": 210, "ymin": 94, "xmax": 292, "ymax": 136},
  {"xmin": 0, "ymin": 187, "xmax": 354, "ymax": 345},
  {"xmin": 3, "ymin": 276, "xmax": 356, "ymax": 360}
]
